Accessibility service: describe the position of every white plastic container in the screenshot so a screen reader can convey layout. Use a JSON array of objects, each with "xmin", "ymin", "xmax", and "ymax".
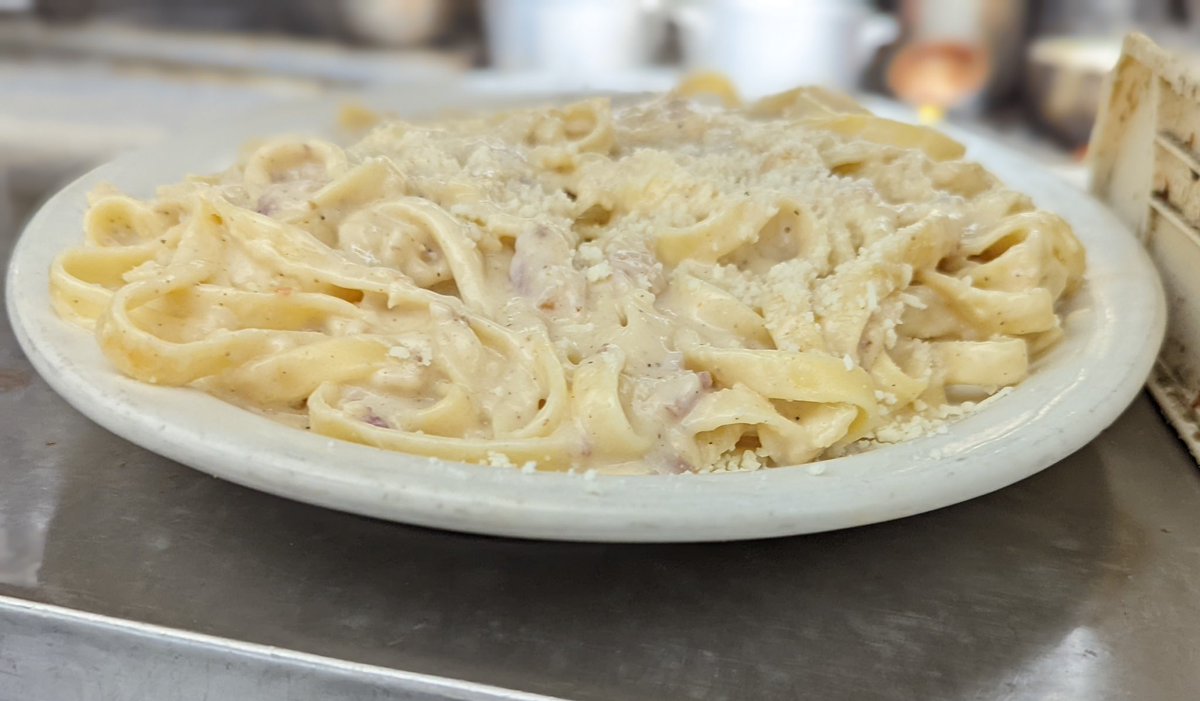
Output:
[
  {"xmin": 674, "ymin": 0, "xmax": 897, "ymax": 96},
  {"xmin": 483, "ymin": 0, "xmax": 659, "ymax": 75}
]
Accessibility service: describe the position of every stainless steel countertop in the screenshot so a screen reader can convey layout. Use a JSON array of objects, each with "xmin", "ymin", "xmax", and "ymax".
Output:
[{"xmin": 2, "ymin": 210, "xmax": 1200, "ymax": 700}]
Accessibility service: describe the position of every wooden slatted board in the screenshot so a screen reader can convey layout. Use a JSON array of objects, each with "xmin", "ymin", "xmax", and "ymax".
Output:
[{"xmin": 1091, "ymin": 32, "xmax": 1200, "ymax": 463}]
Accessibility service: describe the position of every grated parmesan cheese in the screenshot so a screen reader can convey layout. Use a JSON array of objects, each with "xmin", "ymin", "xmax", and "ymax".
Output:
[
  {"xmin": 585, "ymin": 260, "xmax": 613, "ymax": 282},
  {"xmin": 485, "ymin": 451, "xmax": 515, "ymax": 468},
  {"xmin": 577, "ymin": 242, "xmax": 604, "ymax": 265},
  {"xmin": 899, "ymin": 292, "xmax": 928, "ymax": 310},
  {"xmin": 387, "ymin": 338, "xmax": 433, "ymax": 366}
]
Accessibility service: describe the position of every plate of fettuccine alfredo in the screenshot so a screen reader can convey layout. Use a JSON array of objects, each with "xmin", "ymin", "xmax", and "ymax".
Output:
[{"xmin": 6, "ymin": 85, "xmax": 1164, "ymax": 541}]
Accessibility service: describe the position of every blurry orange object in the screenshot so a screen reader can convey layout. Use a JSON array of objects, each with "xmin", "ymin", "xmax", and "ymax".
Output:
[{"xmin": 887, "ymin": 41, "xmax": 991, "ymax": 112}]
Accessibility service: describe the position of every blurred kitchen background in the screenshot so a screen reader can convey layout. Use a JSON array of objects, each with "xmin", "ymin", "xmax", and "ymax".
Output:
[{"xmin": 1, "ymin": 0, "xmax": 1197, "ymax": 232}]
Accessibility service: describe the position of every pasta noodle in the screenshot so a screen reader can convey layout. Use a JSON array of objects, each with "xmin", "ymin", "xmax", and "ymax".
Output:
[{"xmin": 49, "ymin": 86, "xmax": 1085, "ymax": 474}]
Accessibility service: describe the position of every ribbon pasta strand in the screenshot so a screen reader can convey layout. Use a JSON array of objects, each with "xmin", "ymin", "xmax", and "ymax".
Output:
[{"xmin": 49, "ymin": 85, "xmax": 1085, "ymax": 474}]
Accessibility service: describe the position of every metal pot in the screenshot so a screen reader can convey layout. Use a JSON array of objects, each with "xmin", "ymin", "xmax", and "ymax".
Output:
[{"xmin": 1026, "ymin": 35, "xmax": 1122, "ymax": 147}]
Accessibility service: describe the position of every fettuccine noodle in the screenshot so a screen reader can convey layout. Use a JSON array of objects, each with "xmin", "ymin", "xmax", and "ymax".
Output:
[{"xmin": 50, "ymin": 86, "xmax": 1085, "ymax": 474}]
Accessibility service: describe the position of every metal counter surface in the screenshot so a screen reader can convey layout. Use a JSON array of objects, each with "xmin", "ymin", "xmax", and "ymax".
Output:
[{"xmin": 2, "ymin": 221, "xmax": 1200, "ymax": 700}]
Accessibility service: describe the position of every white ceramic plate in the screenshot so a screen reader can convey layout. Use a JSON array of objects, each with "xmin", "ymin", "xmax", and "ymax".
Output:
[{"xmin": 6, "ymin": 91, "xmax": 1166, "ymax": 542}]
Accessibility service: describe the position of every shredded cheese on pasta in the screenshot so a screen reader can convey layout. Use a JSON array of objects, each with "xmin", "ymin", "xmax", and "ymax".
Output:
[{"xmin": 50, "ymin": 86, "xmax": 1085, "ymax": 474}]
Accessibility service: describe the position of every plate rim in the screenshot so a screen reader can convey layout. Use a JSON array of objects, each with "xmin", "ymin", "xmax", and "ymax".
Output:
[{"xmin": 4, "ymin": 90, "xmax": 1167, "ymax": 542}]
